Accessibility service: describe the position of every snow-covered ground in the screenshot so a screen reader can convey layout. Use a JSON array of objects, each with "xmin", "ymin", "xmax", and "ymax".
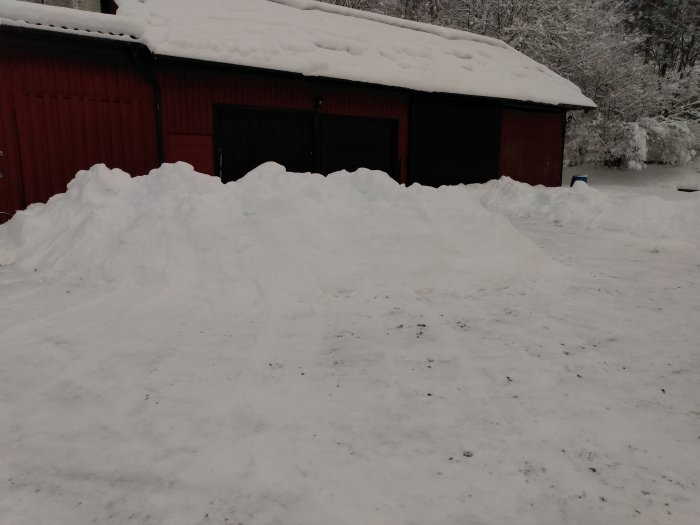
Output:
[
  {"xmin": 0, "ymin": 162, "xmax": 698, "ymax": 525},
  {"xmin": 564, "ymin": 158, "xmax": 700, "ymax": 195}
]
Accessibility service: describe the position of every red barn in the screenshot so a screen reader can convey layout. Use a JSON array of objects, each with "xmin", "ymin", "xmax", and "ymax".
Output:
[{"xmin": 0, "ymin": 0, "xmax": 595, "ymax": 222}]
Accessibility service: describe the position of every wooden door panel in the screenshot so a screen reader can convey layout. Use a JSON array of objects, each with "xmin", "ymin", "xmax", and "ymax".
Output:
[{"xmin": 500, "ymin": 109, "xmax": 565, "ymax": 187}]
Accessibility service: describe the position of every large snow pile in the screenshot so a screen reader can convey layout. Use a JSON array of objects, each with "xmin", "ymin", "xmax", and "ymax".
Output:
[
  {"xmin": 2, "ymin": 164, "xmax": 698, "ymax": 295},
  {"xmin": 0, "ymin": 162, "xmax": 556, "ymax": 295}
]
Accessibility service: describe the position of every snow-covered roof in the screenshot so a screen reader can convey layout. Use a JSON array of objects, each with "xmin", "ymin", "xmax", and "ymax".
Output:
[
  {"xmin": 0, "ymin": 0, "xmax": 596, "ymax": 109},
  {"xmin": 0, "ymin": 0, "xmax": 141, "ymax": 41}
]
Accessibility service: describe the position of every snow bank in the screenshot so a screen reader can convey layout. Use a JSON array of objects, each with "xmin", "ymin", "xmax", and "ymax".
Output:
[
  {"xmin": 479, "ymin": 177, "xmax": 700, "ymax": 245},
  {"xmin": 0, "ymin": 163, "xmax": 556, "ymax": 296},
  {"xmin": 2, "ymin": 165, "xmax": 697, "ymax": 298}
]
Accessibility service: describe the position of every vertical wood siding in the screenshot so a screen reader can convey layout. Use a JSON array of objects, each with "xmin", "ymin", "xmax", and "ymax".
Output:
[
  {"xmin": 159, "ymin": 66, "xmax": 410, "ymax": 183},
  {"xmin": 0, "ymin": 35, "xmax": 158, "ymax": 220},
  {"xmin": 0, "ymin": 46, "xmax": 25, "ymax": 222},
  {"xmin": 499, "ymin": 108, "xmax": 565, "ymax": 187}
]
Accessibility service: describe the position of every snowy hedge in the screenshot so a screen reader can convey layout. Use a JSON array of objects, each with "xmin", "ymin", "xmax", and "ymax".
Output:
[
  {"xmin": 566, "ymin": 116, "xmax": 698, "ymax": 170},
  {"xmin": 639, "ymin": 117, "xmax": 698, "ymax": 166}
]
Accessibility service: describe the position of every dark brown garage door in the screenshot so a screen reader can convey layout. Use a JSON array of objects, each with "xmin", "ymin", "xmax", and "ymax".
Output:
[
  {"xmin": 409, "ymin": 95, "xmax": 501, "ymax": 187},
  {"xmin": 215, "ymin": 107, "xmax": 399, "ymax": 183},
  {"xmin": 215, "ymin": 107, "xmax": 315, "ymax": 183},
  {"xmin": 319, "ymin": 114, "xmax": 398, "ymax": 177}
]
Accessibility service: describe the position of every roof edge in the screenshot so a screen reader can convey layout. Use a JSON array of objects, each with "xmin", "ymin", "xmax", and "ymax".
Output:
[
  {"xmin": 268, "ymin": 0, "xmax": 513, "ymax": 51},
  {"xmin": 154, "ymin": 53, "xmax": 596, "ymax": 111},
  {"xmin": 0, "ymin": 0, "xmax": 143, "ymax": 40}
]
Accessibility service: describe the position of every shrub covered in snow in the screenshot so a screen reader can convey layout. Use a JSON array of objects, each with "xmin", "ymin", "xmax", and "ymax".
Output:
[
  {"xmin": 566, "ymin": 116, "xmax": 698, "ymax": 170},
  {"xmin": 603, "ymin": 122, "xmax": 648, "ymax": 171},
  {"xmin": 639, "ymin": 117, "xmax": 698, "ymax": 165},
  {"xmin": 565, "ymin": 118, "xmax": 648, "ymax": 170}
]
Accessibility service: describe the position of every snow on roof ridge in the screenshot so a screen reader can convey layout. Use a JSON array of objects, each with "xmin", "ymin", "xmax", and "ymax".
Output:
[
  {"xmin": 0, "ymin": 0, "xmax": 143, "ymax": 40},
  {"xmin": 268, "ymin": 0, "xmax": 512, "ymax": 51}
]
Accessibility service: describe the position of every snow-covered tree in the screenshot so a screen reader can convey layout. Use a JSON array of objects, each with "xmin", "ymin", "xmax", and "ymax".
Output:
[{"xmin": 625, "ymin": 0, "xmax": 700, "ymax": 76}]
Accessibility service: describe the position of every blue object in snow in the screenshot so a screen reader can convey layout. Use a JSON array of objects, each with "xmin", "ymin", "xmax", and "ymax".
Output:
[{"xmin": 570, "ymin": 175, "xmax": 588, "ymax": 187}]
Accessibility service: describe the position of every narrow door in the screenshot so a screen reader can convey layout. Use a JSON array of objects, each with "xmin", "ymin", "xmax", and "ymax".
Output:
[{"xmin": 499, "ymin": 109, "xmax": 565, "ymax": 187}]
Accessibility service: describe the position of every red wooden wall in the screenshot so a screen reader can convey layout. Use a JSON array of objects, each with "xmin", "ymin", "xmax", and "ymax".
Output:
[
  {"xmin": 499, "ymin": 108, "xmax": 565, "ymax": 187},
  {"xmin": 0, "ymin": 44, "xmax": 24, "ymax": 223},
  {"xmin": 0, "ymin": 34, "xmax": 158, "ymax": 222},
  {"xmin": 158, "ymin": 65, "xmax": 410, "ymax": 183}
]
